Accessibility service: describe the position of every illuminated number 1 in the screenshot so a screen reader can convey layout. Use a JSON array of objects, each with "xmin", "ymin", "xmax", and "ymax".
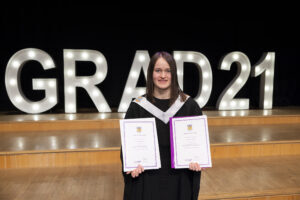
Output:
[{"xmin": 251, "ymin": 52, "xmax": 275, "ymax": 109}]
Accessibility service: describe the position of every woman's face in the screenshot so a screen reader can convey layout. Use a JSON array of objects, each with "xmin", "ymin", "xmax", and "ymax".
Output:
[{"xmin": 153, "ymin": 57, "xmax": 172, "ymax": 91}]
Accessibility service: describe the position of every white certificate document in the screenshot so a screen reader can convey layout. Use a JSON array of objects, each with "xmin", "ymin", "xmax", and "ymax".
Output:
[
  {"xmin": 120, "ymin": 118, "xmax": 161, "ymax": 172},
  {"xmin": 170, "ymin": 115, "xmax": 212, "ymax": 169}
]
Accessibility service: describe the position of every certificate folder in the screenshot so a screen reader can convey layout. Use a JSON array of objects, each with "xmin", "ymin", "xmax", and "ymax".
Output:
[
  {"xmin": 170, "ymin": 115, "xmax": 212, "ymax": 169},
  {"xmin": 120, "ymin": 118, "xmax": 161, "ymax": 172}
]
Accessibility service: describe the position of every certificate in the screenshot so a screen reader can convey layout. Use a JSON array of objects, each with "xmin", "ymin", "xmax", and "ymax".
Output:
[
  {"xmin": 120, "ymin": 118, "xmax": 161, "ymax": 172},
  {"xmin": 170, "ymin": 115, "xmax": 212, "ymax": 169}
]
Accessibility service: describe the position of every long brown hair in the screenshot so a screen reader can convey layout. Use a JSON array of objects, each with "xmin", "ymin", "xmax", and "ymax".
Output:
[{"xmin": 146, "ymin": 51, "xmax": 186, "ymax": 105}]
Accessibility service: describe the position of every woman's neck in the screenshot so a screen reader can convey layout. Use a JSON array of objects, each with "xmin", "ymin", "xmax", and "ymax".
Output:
[{"xmin": 153, "ymin": 88, "xmax": 171, "ymax": 99}]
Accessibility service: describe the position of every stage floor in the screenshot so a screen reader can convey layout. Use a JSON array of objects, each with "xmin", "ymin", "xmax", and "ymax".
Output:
[
  {"xmin": 1, "ymin": 124, "xmax": 299, "ymax": 154},
  {"xmin": 1, "ymin": 107, "xmax": 300, "ymax": 199},
  {"xmin": 0, "ymin": 106, "xmax": 300, "ymax": 122},
  {"xmin": 1, "ymin": 156, "xmax": 300, "ymax": 200}
]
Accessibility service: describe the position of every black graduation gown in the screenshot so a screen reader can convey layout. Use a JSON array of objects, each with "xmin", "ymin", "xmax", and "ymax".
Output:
[{"xmin": 121, "ymin": 96, "xmax": 203, "ymax": 200}]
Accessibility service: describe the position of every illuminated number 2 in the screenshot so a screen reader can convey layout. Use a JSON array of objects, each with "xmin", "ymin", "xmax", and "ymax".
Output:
[{"xmin": 217, "ymin": 52, "xmax": 251, "ymax": 110}]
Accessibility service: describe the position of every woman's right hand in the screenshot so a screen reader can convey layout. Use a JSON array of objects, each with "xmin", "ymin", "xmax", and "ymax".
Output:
[{"xmin": 126, "ymin": 164, "xmax": 144, "ymax": 178}]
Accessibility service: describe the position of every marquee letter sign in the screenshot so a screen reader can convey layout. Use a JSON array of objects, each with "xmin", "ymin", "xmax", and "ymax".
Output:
[
  {"xmin": 5, "ymin": 48, "xmax": 58, "ymax": 113},
  {"xmin": 4, "ymin": 49, "xmax": 275, "ymax": 114},
  {"xmin": 118, "ymin": 51, "xmax": 150, "ymax": 112},
  {"xmin": 251, "ymin": 52, "xmax": 275, "ymax": 109},
  {"xmin": 216, "ymin": 52, "xmax": 251, "ymax": 110},
  {"xmin": 174, "ymin": 51, "xmax": 213, "ymax": 108},
  {"xmin": 63, "ymin": 49, "xmax": 110, "ymax": 113}
]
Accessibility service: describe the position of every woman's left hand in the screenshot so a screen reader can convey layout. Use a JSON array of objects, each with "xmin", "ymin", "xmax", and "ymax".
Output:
[{"xmin": 189, "ymin": 162, "xmax": 202, "ymax": 172}]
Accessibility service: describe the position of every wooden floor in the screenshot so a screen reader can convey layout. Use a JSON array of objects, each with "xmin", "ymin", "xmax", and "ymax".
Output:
[
  {"xmin": 0, "ymin": 124, "xmax": 300, "ymax": 153},
  {"xmin": 0, "ymin": 164, "xmax": 123, "ymax": 200},
  {"xmin": 1, "ymin": 107, "xmax": 300, "ymax": 199},
  {"xmin": 1, "ymin": 156, "xmax": 300, "ymax": 200},
  {"xmin": 199, "ymin": 156, "xmax": 300, "ymax": 199},
  {"xmin": 1, "ymin": 106, "xmax": 300, "ymax": 123}
]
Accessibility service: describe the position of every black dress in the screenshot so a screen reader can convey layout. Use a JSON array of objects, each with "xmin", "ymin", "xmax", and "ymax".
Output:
[{"xmin": 121, "ymin": 96, "xmax": 203, "ymax": 200}]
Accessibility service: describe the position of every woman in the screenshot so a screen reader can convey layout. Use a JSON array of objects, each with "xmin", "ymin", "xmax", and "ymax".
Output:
[{"xmin": 122, "ymin": 51, "xmax": 203, "ymax": 200}]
